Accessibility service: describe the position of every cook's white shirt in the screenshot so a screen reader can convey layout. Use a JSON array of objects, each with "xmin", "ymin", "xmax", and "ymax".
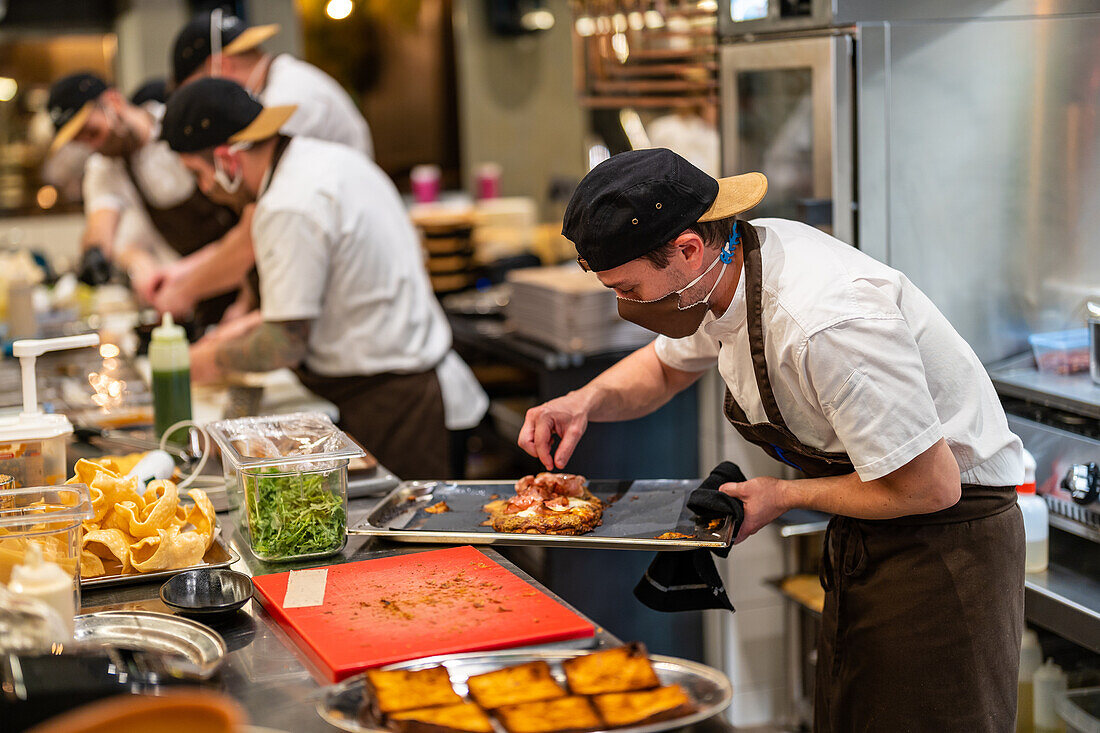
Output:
[
  {"xmin": 655, "ymin": 218, "xmax": 1023, "ymax": 486},
  {"xmin": 261, "ymin": 54, "xmax": 374, "ymax": 160},
  {"xmin": 252, "ymin": 137, "xmax": 486, "ymax": 430}
]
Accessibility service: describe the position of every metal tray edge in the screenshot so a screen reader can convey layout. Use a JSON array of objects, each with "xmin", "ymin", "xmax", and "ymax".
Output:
[{"xmin": 80, "ymin": 535, "xmax": 240, "ymax": 590}]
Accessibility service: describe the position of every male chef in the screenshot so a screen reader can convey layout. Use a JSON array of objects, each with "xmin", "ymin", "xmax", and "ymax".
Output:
[
  {"xmin": 146, "ymin": 8, "xmax": 374, "ymax": 319},
  {"xmin": 161, "ymin": 78, "xmax": 485, "ymax": 479},
  {"xmin": 45, "ymin": 72, "xmax": 241, "ymax": 328},
  {"xmin": 519, "ymin": 149, "xmax": 1025, "ymax": 731}
]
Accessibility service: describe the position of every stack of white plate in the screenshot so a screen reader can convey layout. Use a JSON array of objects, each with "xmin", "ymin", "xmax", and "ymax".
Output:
[{"xmin": 505, "ymin": 265, "xmax": 653, "ymax": 354}]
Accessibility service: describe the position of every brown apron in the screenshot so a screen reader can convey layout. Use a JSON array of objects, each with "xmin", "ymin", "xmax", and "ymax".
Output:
[
  {"xmin": 123, "ymin": 156, "xmax": 246, "ymax": 329},
  {"xmin": 295, "ymin": 364, "xmax": 450, "ymax": 481},
  {"xmin": 723, "ymin": 222, "xmax": 1024, "ymax": 732}
]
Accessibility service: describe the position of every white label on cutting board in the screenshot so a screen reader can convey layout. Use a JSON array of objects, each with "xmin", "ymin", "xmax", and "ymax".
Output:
[{"xmin": 283, "ymin": 568, "xmax": 328, "ymax": 608}]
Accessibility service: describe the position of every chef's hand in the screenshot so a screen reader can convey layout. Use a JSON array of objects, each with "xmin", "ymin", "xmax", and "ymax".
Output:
[
  {"xmin": 151, "ymin": 266, "xmax": 198, "ymax": 320},
  {"xmin": 720, "ymin": 476, "xmax": 787, "ymax": 544},
  {"xmin": 131, "ymin": 266, "xmax": 166, "ymax": 305},
  {"xmin": 519, "ymin": 391, "xmax": 591, "ymax": 471},
  {"xmin": 189, "ymin": 337, "xmax": 224, "ymax": 385}
]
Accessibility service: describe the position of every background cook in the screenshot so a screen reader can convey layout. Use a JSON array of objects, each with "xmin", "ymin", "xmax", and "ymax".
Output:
[
  {"xmin": 519, "ymin": 148, "xmax": 1026, "ymax": 732},
  {"xmin": 45, "ymin": 72, "xmax": 241, "ymax": 329},
  {"xmin": 161, "ymin": 78, "xmax": 485, "ymax": 480}
]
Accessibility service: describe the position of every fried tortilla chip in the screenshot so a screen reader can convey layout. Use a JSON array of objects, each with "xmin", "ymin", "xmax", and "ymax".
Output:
[
  {"xmin": 129, "ymin": 525, "xmax": 207, "ymax": 572},
  {"xmin": 84, "ymin": 528, "xmax": 132, "ymax": 573},
  {"xmin": 116, "ymin": 480, "xmax": 178, "ymax": 538},
  {"xmin": 69, "ymin": 460, "xmax": 144, "ymax": 524},
  {"xmin": 186, "ymin": 489, "xmax": 216, "ymax": 551},
  {"xmin": 80, "ymin": 549, "xmax": 105, "ymax": 577}
]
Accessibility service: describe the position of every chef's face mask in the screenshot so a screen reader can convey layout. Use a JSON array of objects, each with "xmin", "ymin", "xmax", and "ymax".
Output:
[
  {"xmin": 616, "ymin": 226, "xmax": 739, "ymax": 339},
  {"xmin": 213, "ymin": 142, "xmax": 248, "ymax": 194}
]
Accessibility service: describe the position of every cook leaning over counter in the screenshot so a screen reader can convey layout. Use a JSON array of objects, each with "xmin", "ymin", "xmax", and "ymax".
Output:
[
  {"xmin": 520, "ymin": 149, "xmax": 1025, "ymax": 732},
  {"xmin": 160, "ymin": 78, "xmax": 486, "ymax": 480},
  {"xmin": 142, "ymin": 8, "xmax": 374, "ymax": 320},
  {"xmin": 45, "ymin": 73, "xmax": 242, "ymax": 330}
]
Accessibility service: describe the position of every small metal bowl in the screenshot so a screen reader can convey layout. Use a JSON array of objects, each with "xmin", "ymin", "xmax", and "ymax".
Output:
[{"xmin": 160, "ymin": 568, "xmax": 253, "ymax": 617}]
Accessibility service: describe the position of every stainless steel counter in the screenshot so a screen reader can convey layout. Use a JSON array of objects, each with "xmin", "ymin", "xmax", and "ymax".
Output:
[{"xmin": 79, "ymin": 497, "xmax": 737, "ymax": 732}]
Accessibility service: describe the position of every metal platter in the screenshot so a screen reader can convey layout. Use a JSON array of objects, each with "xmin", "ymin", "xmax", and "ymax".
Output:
[
  {"xmin": 317, "ymin": 649, "xmax": 733, "ymax": 733},
  {"xmin": 73, "ymin": 610, "xmax": 227, "ymax": 678},
  {"xmin": 81, "ymin": 535, "xmax": 240, "ymax": 590},
  {"xmin": 348, "ymin": 480, "xmax": 733, "ymax": 550}
]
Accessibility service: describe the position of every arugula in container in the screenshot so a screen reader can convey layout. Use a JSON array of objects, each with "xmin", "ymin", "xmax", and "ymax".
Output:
[{"xmin": 244, "ymin": 465, "xmax": 346, "ymax": 559}]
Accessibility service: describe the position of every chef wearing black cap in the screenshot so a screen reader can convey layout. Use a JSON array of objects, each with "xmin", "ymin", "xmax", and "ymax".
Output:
[
  {"xmin": 160, "ymin": 78, "xmax": 485, "ymax": 480},
  {"xmin": 519, "ymin": 148, "xmax": 1026, "ymax": 731},
  {"xmin": 45, "ymin": 72, "xmax": 240, "ymax": 327},
  {"xmin": 146, "ymin": 7, "xmax": 374, "ymax": 319}
]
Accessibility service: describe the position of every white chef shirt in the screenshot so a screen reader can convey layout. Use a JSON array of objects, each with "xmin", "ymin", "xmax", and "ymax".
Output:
[
  {"xmin": 261, "ymin": 54, "xmax": 374, "ymax": 159},
  {"xmin": 655, "ymin": 218, "xmax": 1023, "ymax": 486},
  {"xmin": 82, "ymin": 102, "xmax": 197, "ymax": 216},
  {"xmin": 252, "ymin": 137, "xmax": 487, "ymax": 430}
]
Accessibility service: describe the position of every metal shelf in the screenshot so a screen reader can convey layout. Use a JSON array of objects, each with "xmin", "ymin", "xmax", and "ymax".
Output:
[{"xmin": 989, "ymin": 352, "xmax": 1100, "ymax": 420}]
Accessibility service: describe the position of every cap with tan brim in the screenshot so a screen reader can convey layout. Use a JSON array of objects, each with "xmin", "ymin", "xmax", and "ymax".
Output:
[
  {"xmin": 46, "ymin": 73, "xmax": 109, "ymax": 154},
  {"xmin": 161, "ymin": 77, "xmax": 296, "ymax": 154},
  {"xmin": 563, "ymin": 148, "xmax": 768, "ymax": 272}
]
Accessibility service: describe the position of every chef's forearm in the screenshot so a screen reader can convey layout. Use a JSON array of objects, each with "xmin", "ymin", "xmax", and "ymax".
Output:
[
  {"xmin": 582, "ymin": 342, "xmax": 704, "ymax": 422},
  {"xmin": 776, "ymin": 438, "xmax": 962, "ymax": 519},
  {"xmin": 82, "ymin": 209, "xmax": 120, "ymax": 257},
  {"xmin": 214, "ymin": 319, "xmax": 309, "ymax": 374},
  {"xmin": 172, "ymin": 217, "xmax": 257, "ymax": 301}
]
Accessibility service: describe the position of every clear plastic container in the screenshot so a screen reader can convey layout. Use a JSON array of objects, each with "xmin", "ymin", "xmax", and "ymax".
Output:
[
  {"xmin": 206, "ymin": 413, "xmax": 363, "ymax": 562},
  {"xmin": 1029, "ymin": 329, "xmax": 1090, "ymax": 375},
  {"xmin": 0, "ymin": 484, "xmax": 92, "ymax": 610}
]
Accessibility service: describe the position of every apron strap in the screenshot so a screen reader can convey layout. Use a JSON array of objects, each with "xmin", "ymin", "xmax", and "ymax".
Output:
[{"xmin": 740, "ymin": 221, "xmax": 788, "ymax": 427}]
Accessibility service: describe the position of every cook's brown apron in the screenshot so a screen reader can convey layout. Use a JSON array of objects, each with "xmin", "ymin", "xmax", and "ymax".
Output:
[
  {"xmin": 295, "ymin": 365, "xmax": 450, "ymax": 481},
  {"xmin": 123, "ymin": 156, "xmax": 246, "ymax": 329},
  {"xmin": 723, "ymin": 222, "xmax": 1024, "ymax": 732}
]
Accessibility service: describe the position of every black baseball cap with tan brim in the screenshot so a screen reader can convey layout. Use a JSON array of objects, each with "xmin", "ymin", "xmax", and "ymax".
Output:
[
  {"xmin": 171, "ymin": 10, "xmax": 280, "ymax": 87},
  {"xmin": 161, "ymin": 77, "xmax": 296, "ymax": 154},
  {"xmin": 563, "ymin": 148, "xmax": 768, "ymax": 272},
  {"xmin": 46, "ymin": 72, "xmax": 109, "ymax": 154}
]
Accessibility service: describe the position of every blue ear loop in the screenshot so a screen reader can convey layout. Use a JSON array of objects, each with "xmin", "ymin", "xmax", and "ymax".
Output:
[{"xmin": 720, "ymin": 223, "xmax": 740, "ymax": 264}]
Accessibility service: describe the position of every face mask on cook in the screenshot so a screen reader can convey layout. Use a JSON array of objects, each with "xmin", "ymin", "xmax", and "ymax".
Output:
[
  {"xmin": 212, "ymin": 143, "xmax": 248, "ymax": 195},
  {"xmin": 616, "ymin": 226, "xmax": 739, "ymax": 339}
]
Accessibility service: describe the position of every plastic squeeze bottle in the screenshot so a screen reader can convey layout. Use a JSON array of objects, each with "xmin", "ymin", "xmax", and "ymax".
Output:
[
  {"xmin": 1017, "ymin": 629, "xmax": 1042, "ymax": 732},
  {"xmin": 149, "ymin": 314, "xmax": 192, "ymax": 445},
  {"xmin": 1017, "ymin": 450, "xmax": 1049, "ymax": 573},
  {"xmin": 8, "ymin": 542, "xmax": 75, "ymax": 639},
  {"xmin": 1033, "ymin": 659, "xmax": 1067, "ymax": 733}
]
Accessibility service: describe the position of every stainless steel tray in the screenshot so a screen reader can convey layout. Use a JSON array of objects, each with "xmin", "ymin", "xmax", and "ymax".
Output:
[
  {"xmin": 317, "ymin": 649, "xmax": 733, "ymax": 733},
  {"xmin": 81, "ymin": 535, "xmax": 239, "ymax": 590},
  {"xmin": 348, "ymin": 480, "xmax": 733, "ymax": 550},
  {"xmin": 74, "ymin": 610, "xmax": 227, "ymax": 678}
]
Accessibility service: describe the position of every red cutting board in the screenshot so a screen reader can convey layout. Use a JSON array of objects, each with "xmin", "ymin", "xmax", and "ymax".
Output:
[{"xmin": 252, "ymin": 546, "xmax": 595, "ymax": 682}]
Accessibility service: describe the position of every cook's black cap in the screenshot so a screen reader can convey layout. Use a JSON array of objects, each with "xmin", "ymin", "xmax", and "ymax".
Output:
[
  {"xmin": 162, "ymin": 77, "xmax": 295, "ymax": 153},
  {"xmin": 46, "ymin": 73, "xmax": 108, "ymax": 152},
  {"xmin": 171, "ymin": 11, "xmax": 280, "ymax": 87},
  {"xmin": 130, "ymin": 78, "xmax": 168, "ymax": 107},
  {"xmin": 563, "ymin": 148, "xmax": 767, "ymax": 272}
]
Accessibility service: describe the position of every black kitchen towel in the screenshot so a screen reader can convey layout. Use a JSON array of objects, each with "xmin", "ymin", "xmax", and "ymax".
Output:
[{"xmin": 634, "ymin": 461, "xmax": 747, "ymax": 613}]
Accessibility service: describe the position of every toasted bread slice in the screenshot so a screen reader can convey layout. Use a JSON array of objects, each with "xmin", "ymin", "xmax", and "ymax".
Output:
[
  {"xmin": 494, "ymin": 696, "xmax": 602, "ymax": 733},
  {"xmin": 591, "ymin": 685, "xmax": 694, "ymax": 727},
  {"xmin": 387, "ymin": 702, "xmax": 495, "ymax": 733},
  {"xmin": 366, "ymin": 666, "xmax": 462, "ymax": 715},
  {"xmin": 562, "ymin": 643, "xmax": 661, "ymax": 695},
  {"xmin": 466, "ymin": 660, "xmax": 567, "ymax": 709}
]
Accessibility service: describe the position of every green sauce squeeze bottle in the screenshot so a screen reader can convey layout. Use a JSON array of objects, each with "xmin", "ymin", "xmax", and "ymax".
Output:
[{"xmin": 149, "ymin": 314, "xmax": 192, "ymax": 445}]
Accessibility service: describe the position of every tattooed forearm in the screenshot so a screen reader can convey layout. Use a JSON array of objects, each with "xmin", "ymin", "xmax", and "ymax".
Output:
[{"xmin": 215, "ymin": 320, "xmax": 310, "ymax": 373}]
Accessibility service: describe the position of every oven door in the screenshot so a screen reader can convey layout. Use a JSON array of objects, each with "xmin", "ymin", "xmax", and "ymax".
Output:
[{"xmin": 719, "ymin": 34, "xmax": 855, "ymax": 244}]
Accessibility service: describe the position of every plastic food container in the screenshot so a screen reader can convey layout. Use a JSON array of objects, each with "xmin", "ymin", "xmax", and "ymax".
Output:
[
  {"xmin": 206, "ymin": 413, "xmax": 363, "ymax": 562},
  {"xmin": 1029, "ymin": 329, "xmax": 1090, "ymax": 375},
  {"xmin": 0, "ymin": 484, "xmax": 92, "ymax": 610},
  {"xmin": 1059, "ymin": 687, "xmax": 1100, "ymax": 733}
]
